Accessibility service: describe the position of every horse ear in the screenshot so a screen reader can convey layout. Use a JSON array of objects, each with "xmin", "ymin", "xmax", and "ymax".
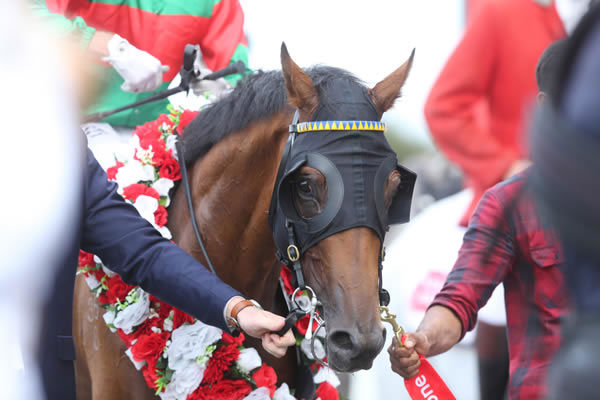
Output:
[
  {"xmin": 370, "ymin": 49, "xmax": 415, "ymax": 114},
  {"xmin": 281, "ymin": 42, "xmax": 318, "ymax": 114}
]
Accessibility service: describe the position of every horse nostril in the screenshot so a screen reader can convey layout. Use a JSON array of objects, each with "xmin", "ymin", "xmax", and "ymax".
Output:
[{"xmin": 329, "ymin": 330, "xmax": 354, "ymax": 351}]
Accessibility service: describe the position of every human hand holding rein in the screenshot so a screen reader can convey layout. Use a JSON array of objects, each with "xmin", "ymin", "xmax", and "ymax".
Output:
[
  {"xmin": 226, "ymin": 296, "xmax": 296, "ymax": 358},
  {"xmin": 388, "ymin": 331, "xmax": 431, "ymax": 378}
]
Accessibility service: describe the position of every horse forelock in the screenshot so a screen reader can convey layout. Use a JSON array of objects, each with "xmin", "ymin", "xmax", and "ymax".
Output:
[{"xmin": 181, "ymin": 66, "xmax": 365, "ymax": 164}]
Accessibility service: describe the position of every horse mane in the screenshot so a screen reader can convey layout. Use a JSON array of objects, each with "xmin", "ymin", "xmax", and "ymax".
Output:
[{"xmin": 182, "ymin": 65, "xmax": 365, "ymax": 163}]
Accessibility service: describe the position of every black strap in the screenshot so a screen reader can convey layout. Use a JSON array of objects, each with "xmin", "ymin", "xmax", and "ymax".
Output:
[
  {"xmin": 378, "ymin": 246, "xmax": 390, "ymax": 306},
  {"xmin": 174, "ymin": 138, "xmax": 217, "ymax": 276},
  {"xmin": 267, "ymin": 110, "xmax": 298, "ymax": 230}
]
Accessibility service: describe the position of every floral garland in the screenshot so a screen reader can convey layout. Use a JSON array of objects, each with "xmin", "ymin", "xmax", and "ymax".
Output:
[{"xmin": 77, "ymin": 106, "xmax": 340, "ymax": 400}]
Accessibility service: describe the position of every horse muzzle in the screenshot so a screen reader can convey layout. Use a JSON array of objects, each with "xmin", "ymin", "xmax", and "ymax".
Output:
[{"xmin": 326, "ymin": 324, "xmax": 386, "ymax": 372}]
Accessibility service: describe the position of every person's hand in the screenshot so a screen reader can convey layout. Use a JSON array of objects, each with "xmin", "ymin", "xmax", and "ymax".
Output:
[
  {"xmin": 189, "ymin": 61, "xmax": 232, "ymax": 99},
  {"xmin": 190, "ymin": 77, "xmax": 232, "ymax": 99},
  {"xmin": 237, "ymin": 305, "xmax": 296, "ymax": 358},
  {"xmin": 504, "ymin": 159, "xmax": 532, "ymax": 180},
  {"xmin": 388, "ymin": 332, "xmax": 430, "ymax": 378},
  {"xmin": 103, "ymin": 34, "xmax": 168, "ymax": 93}
]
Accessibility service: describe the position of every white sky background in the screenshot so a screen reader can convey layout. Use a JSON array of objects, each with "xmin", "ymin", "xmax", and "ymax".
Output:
[{"xmin": 239, "ymin": 0, "xmax": 466, "ymax": 147}]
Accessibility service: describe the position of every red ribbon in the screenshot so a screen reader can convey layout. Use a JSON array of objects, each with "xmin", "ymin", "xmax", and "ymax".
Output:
[{"xmin": 401, "ymin": 336, "xmax": 456, "ymax": 400}]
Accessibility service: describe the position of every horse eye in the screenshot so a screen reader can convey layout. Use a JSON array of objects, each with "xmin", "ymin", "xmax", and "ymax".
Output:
[{"xmin": 297, "ymin": 180, "xmax": 312, "ymax": 194}]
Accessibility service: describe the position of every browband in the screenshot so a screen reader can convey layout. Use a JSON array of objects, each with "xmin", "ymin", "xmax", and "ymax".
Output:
[{"xmin": 295, "ymin": 120, "xmax": 386, "ymax": 133}]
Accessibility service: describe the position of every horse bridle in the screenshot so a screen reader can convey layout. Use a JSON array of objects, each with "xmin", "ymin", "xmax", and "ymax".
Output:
[{"xmin": 268, "ymin": 110, "xmax": 397, "ymax": 364}]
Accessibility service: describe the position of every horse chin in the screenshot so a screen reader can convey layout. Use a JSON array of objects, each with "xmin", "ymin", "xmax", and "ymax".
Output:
[
  {"xmin": 326, "ymin": 328, "xmax": 386, "ymax": 372},
  {"xmin": 327, "ymin": 350, "xmax": 377, "ymax": 373}
]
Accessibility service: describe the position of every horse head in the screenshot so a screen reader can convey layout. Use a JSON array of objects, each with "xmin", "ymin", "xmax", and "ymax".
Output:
[{"xmin": 272, "ymin": 43, "xmax": 415, "ymax": 372}]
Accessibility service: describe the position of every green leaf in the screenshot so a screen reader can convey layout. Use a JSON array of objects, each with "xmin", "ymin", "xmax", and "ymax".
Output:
[{"xmin": 155, "ymin": 356, "xmax": 167, "ymax": 370}]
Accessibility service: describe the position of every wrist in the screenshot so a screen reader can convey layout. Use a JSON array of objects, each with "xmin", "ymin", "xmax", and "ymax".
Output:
[
  {"xmin": 88, "ymin": 31, "xmax": 114, "ymax": 59},
  {"xmin": 225, "ymin": 297, "xmax": 262, "ymax": 332}
]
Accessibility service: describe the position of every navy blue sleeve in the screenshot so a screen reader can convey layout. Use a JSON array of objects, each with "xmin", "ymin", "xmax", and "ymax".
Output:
[{"xmin": 80, "ymin": 148, "xmax": 241, "ymax": 331}]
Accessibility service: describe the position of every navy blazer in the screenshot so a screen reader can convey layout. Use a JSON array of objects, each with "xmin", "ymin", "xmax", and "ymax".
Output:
[{"xmin": 37, "ymin": 148, "xmax": 242, "ymax": 400}]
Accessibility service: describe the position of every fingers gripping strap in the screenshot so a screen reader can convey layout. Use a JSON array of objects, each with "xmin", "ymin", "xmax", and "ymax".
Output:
[{"xmin": 400, "ymin": 334, "xmax": 456, "ymax": 400}]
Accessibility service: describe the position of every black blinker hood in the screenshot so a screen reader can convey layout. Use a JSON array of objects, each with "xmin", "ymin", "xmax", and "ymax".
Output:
[{"xmin": 269, "ymin": 77, "xmax": 416, "ymax": 259}]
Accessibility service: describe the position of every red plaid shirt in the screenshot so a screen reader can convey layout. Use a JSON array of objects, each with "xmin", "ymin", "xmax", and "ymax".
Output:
[{"xmin": 432, "ymin": 169, "xmax": 571, "ymax": 400}]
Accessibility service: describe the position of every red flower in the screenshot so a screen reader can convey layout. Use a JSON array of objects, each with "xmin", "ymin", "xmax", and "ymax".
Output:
[
  {"xmin": 295, "ymin": 310, "xmax": 321, "ymax": 336},
  {"xmin": 106, "ymin": 161, "xmax": 125, "ymax": 181},
  {"xmin": 122, "ymin": 183, "xmax": 160, "ymax": 202},
  {"xmin": 130, "ymin": 331, "xmax": 170, "ymax": 364},
  {"xmin": 99, "ymin": 275, "xmax": 135, "ymax": 305},
  {"xmin": 138, "ymin": 127, "xmax": 161, "ymax": 150},
  {"xmin": 177, "ymin": 110, "xmax": 199, "ymax": 135},
  {"xmin": 154, "ymin": 205, "xmax": 168, "ymax": 227},
  {"xmin": 202, "ymin": 344, "xmax": 241, "ymax": 385},
  {"xmin": 150, "ymin": 296, "xmax": 173, "ymax": 319},
  {"xmin": 151, "ymin": 145, "xmax": 173, "ymax": 167},
  {"xmin": 222, "ymin": 331, "xmax": 245, "ymax": 347},
  {"xmin": 172, "ymin": 309, "xmax": 195, "ymax": 329},
  {"xmin": 315, "ymin": 382, "xmax": 339, "ymax": 400},
  {"xmin": 142, "ymin": 357, "xmax": 161, "ymax": 390},
  {"xmin": 78, "ymin": 251, "xmax": 95, "ymax": 267},
  {"xmin": 280, "ymin": 265, "xmax": 294, "ymax": 294},
  {"xmin": 192, "ymin": 379, "xmax": 252, "ymax": 400},
  {"xmin": 252, "ymin": 364, "xmax": 277, "ymax": 396},
  {"xmin": 159, "ymin": 158, "xmax": 181, "ymax": 181},
  {"xmin": 295, "ymin": 314, "xmax": 310, "ymax": 336},
  {"xmin": 128, "ymin": 317, "xmax": 163, "ymax": 346},
  {"xmin": 135, "ymin": 114, "xmax": 172, "ymax": 149}
]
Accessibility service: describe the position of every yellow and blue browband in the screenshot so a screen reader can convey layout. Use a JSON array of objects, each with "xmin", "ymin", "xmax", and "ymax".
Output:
[{"xmin": 296, "ymin": 120, "xmax": 386, "ymax": 133}]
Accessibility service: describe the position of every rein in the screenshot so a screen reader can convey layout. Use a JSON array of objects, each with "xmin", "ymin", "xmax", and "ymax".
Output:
[{"xmin": 174, "ymin": 138, "xmax": 218, "ymax": 276}]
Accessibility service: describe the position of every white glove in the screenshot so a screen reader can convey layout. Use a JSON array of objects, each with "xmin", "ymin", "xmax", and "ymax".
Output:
[
  {"xmin": 103, "ymin": 34, "xmax": 168, "ymax": 93},
  {"xmin": 190, "ymin": 74, "xmax": 232, "ymax": 99},
  {"xmin": 189, "ymin": 55, "xmax": 232, "ymax": 99}
]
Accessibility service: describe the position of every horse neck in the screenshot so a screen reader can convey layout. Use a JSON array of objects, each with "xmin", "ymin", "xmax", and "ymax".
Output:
[{"xmin": 169, "ymin": 112, "xmax": 292, "ymax": 309}]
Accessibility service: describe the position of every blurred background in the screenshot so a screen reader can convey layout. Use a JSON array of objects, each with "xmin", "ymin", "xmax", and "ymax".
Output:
[{"xmin": 240, "ymin": 0, "xmax": 464, "ymax": 154}]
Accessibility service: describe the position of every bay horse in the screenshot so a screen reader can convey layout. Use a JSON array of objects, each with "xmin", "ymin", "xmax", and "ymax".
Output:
[{"xmin": 72, "ymin": 44, "xmax": 414, "ymax": 399}]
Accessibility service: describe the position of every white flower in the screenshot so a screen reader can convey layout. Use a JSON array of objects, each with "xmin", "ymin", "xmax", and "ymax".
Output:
[
  {"xmin": 103, "ymin": 309, "xmax": 116, "ymax": 332},
  {"xmin": 128, "ymin": 134, "xmax": 141, "ymax": 155},
  {"xmin": 84, "ymin": 275, "xmax": 100, "ymax": 290},
  {"xmin": 137, "ymin": 146, "xmax": 155, "ymax": 165},
  {"xmin": 116, "ymin": 159, "xmax": 155, "ymax": 188},
  {"xmin": 167, "ymin": 321, "xmax": 222, "ymax": 371},
  {"xmin": 300, "ymin": 337, "xmax": 326, "ymax": 361},
  {"xmin": 93, "ymin": 255, "xmax": 103, "ymax": 264},
  {"xmin": 313, "ymin": 365, "xmax": 340, "ymax": 387},
  {"xmin": 273, "ymin": 383, "xmax": 296, "ymax": 400},
  {"xmin": 154, "ymin": 225, "xmax": 173, "ymax": 240},
  {"xmin": 133, "ymin": 195, "xmax": 159, "ymax": 224},
  {"xmin": 166, "ymin": 135, "xmax": 178, "ymax": 159},
  {"xmin": 243, "ymin": 387, "xmax": 271, "ymax": 400},
  {"xmin": 158, "ymin": 361, "xmax": 206, "ymax": 400},
  {"xmin": 152, "ymin": 178, "xmax": 174, "ymax": 197},
  {"xmin": 125, "ymin": 348, "xmax": 146, "ymax": 370},
  {"xmin": 164, "ymin": 318, "xmax": 174, "ymax": 332},
  {"xmin": 236, "ymin": 347, "xmax": 262, "ymax": 374},
  {"xmin": 112, "ymin": 288, "xmax": 150, "ymax": 334}
]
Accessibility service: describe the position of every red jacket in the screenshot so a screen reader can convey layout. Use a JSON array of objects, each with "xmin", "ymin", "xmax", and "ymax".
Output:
[{"xmin": 424, "ymin": 0, "xmax": 565, "ymax": 225}]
